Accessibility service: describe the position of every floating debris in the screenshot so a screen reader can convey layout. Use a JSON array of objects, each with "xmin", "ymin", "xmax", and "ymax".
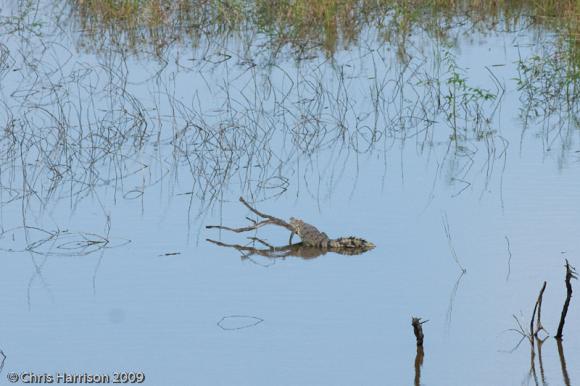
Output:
[{"xmin": 158, "ymin": 252, "xmax": 181, "ymax": 256}]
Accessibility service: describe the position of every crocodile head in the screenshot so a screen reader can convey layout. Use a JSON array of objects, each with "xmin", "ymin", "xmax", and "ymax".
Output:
[
  {"xmin": 289, "ymin": 217, "xmax": 303, "ymax": 234},
  {"xmin": 289, "ymin": 217, "xmax": 300, "ymax": 225}
]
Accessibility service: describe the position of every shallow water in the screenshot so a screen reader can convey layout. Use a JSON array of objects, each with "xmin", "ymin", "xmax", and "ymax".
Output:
[{"xmin": 0, "ymin": 2, "xmax": 579, "ymax": 385}]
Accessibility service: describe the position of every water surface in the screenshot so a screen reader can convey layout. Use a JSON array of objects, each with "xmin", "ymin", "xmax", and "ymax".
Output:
[{"xmin": 0, "ymin": 1, "xmax": 579, "ymax": 385}]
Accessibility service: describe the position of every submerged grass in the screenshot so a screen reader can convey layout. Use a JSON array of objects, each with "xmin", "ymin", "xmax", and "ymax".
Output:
[
  {"xmin": 0, "ymin": 0, "xmax": 577, "ymax": 235},
  {"xmin": 66, "ymin": 0, "xmax": 580, "ymax": 102}
]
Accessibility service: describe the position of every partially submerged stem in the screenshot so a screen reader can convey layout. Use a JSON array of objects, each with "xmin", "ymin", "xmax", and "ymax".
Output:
[
  {"xmin": 412, "ymin": 317, "xmax": 427, "ymax": 347},
  {"xmin": 530, "ymin": 281, "xmax": 547, "ymax": 341},
  {"xmin": 555, "ymin": 259, "xmax": 577, "ymax": 341}
]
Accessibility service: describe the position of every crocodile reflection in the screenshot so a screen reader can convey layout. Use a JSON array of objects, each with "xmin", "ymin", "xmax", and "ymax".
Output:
[{"xmin": 206, "ymin": 238, "xmax": 373, "ymax": 260}]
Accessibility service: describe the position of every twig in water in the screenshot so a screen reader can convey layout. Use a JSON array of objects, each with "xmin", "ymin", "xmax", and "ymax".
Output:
[
  {"xmin": 510, "ymin": 314, "xmax": 528, "ymax": 339},
  {"xmin": 555, "ymin": 259, "xmax": 577, "ymax": 341},
  {"xmin": 411, "ymin": 317, "xmax": 428, "ymax": 347},
  {"xmin": 0, "ymin": 350, "xmax": 5, "ymax": 374},
  {"xmin": 504, "ymin": 314, "xmax": 530, "ymax": 352},
  {"xmin": 505, "ymin": 235, "xmax": 512, "ymax": 281},
  {"xmin": 529, "ymin": 281, "xmax": 548, "ymax": 343},
  {"xmin": 158, "ymin": 252, "xmax": 181, "ymax": 256},
  {"xmin": 411, "ymin": 316, "xmax": 428, "ymax": 386}
]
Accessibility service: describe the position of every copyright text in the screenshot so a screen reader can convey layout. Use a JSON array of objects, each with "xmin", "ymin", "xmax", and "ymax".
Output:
[{"xmin": 6, "ymin": 372, "xmax": 145, "ymax": 384}]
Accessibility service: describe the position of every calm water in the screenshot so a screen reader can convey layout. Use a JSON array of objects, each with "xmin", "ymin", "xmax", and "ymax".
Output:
[{"xmin": 0, "ymin": 2, "xmax": 579, "ymax": 385}]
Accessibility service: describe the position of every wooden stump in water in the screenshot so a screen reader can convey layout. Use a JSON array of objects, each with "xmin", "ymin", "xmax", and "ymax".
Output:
[
  {"xmin": 411, "ymin": 317, "xmax": 426, "ymax": 346},
  {"xmin": 555, "ymin": 260, "xmax": 576, "ymax": 341}
]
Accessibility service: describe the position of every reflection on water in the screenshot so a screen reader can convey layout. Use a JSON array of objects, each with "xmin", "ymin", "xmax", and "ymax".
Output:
[
  {"xmin": 505, "ymin": 235, "xmax": 512, "ymax": 281},
  {"xmin": 557, "ymin": 340, "xmax": 572, "ymax": 386},
  {"xmin": 536, "ymin": 338, "xmax": 547, "ymax": 386},
  {"xmin": 0, "ymin": 226, "xmax": 129, "ymax": 256},
  {"xmin": 444, "ymin": 270, "xmax": 466, "ymax": 331},
  {"xmin": 207, "ymin": 239, "xmax": 372, "ymax": 260},
  {"xmin": 414, "ymin": 345, "xmax": 424, "ymax": 386},
  {"xmin": 0, "ymin": 350, "xmax": 5, "ymax": 374},
  {"xmin": 0, "ymin": 1, "xmax": 577, "ymax": 227},
  {"xmin": 217, "ymin": 315, "xmax": 264, "ymax": 331},
  {"xmin": 1, "ymin": 4, "xmax": 577, "ymax": 213},
  {"xmin": 0, "ymin": 0, "xmax": 579, "ymax": 385},
  {"xmin": 525, "ymin": 337, "xmax": 573, "ymax": 386}
]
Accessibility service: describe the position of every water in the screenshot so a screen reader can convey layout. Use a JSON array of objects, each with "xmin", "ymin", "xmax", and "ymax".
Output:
[{"xmin": 0, "ymin": 2, "xmax": 579, "ymax": 385}]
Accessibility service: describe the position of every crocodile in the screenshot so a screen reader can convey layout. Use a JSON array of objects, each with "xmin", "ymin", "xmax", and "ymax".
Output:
[
  {"xmin": 289, "ymin": 217, "xmax": 375, "ymax": 250},
  {"xmin": 206, "ymin": 197, "xmax": 375, "ymax": 254}
]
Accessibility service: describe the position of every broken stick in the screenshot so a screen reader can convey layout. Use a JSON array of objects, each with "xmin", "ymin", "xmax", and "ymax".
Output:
[
  {"xmin": 530, "ymin": 281, "xmax": 547, "ymax": 341},
  {"xmin": 555, "ymin": 259, "xmax": 577, "ymax": 340},
  {"xmin": 412, "ymin": 317, "xmax": 427, "ymax": 347}
]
